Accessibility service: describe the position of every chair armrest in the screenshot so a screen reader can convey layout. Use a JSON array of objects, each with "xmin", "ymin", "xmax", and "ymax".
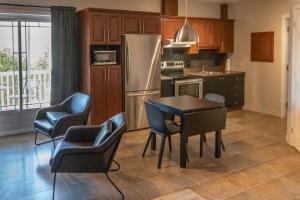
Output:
[
  {"xmin": 51, "ymin": 112, "xmax": 87, "ymax": 138},
  {"xmin": 35, "ymin": 104, "xmax": 64, "ymax": 120},
  {"xmin": 64, "ymin": 125, "xmax": 100, "ymax": 142}
]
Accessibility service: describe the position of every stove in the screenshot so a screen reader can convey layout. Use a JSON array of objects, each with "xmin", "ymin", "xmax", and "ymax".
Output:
[{"xmin": 160, "ymin": 61, "xmax": 198, "ymax": 80}]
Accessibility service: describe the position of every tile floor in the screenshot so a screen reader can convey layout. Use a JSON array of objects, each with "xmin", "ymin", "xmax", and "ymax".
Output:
[{"xmin": 0, "ymin": 110, "xmax": 299, "ymax": 200}]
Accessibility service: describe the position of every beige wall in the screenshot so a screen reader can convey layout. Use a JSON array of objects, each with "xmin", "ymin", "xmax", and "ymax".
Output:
[
  {"xmin": 229, "ymin": 0, "xmax": 289, "ymax": 117},
  {"xmin": 178, "ymin": 0, "xmax": 220, "ymax": 18}
]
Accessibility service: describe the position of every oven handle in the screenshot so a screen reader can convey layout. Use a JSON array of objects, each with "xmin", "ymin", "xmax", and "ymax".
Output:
[{"xmin": 175, "ymin": 79, "xmax": 203, "ymax": 84}]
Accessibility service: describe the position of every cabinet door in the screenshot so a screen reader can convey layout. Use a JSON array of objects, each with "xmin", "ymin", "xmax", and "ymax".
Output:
[
  {"xmin": 107, "ymin": 65, "xmax": 123, "ymax": 118},
  {"xmin": 142, "ymin": 15, "xmax": 161, "ymax": 34},
  {"xmin": 122, "ymin": 14, "xmax": 142, "ymax": 34},
  {"xmin": 198, "ymin": 20, "xmax": 210, "ymax": 47},
  {"xmin": 162, "ymin": 18, "xmax": 184, "ymax": 40},
  {"xmin": 219, "ymin": 20, "xmax": 234, "ymax": 53},
  {"xmin": 106, "ymin": 13, "xmax": 122, "ymax": 44},
  {"xmin": 188, "ymin": 20, "xmax": 199, "ymax": 54},
  {"xmin": 210, "ymin": 20, "xmax": 220, "ymax": 47},
  {"xmin": 91, "ymin": 67, "xmax": 107, "ymax": 124},
  {"xmin": 203, "ymin": 76, "xmax": 224, "ymax": 96},
  {"xmin": 161, "ymin": 79, "xmax": 175, "ymax": 97},
  {"xmin": 91, "ymin": 12, "xmax": 106, "ymax": 44}
]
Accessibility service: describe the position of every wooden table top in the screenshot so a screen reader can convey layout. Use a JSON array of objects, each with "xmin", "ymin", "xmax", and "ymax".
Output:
[{"xmin": 150, "ymin": 95, "xmax": 224, "ymax": 116}]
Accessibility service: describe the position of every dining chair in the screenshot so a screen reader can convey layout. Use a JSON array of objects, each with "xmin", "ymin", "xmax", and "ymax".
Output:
[
  {"xmin": 200, "ymin": 93, "xmax": 226, "ymax": 157},
  {"xmin": 50, "ymin": 113, "xmax": 127, "ymax": 200},
  {"xmin": 143, "ymin": 101, "xmax": 180, "ymax": 169}
]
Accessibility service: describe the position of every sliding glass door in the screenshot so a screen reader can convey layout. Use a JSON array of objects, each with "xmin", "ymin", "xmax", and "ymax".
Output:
[{"xmin": 0, "ymin": 16, "xmax": 51, "ymax": 134}]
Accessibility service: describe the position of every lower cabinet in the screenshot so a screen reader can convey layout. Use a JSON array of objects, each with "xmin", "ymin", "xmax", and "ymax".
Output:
[
  {"xmin": 161, "ymin": 78, "xmax": 175, "ymax": 97},
  {"xmin": 203, "ymin": 73, "xmax": 245, "ymax": 108},
  {"xmin": 91, "ymin": 65, "xmax": 122, "ymax": 124}
]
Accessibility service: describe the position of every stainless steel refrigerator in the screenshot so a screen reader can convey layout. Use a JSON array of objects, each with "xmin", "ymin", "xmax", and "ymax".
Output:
[{"xmin": 122, "ymin": 34, "xmax": 161, "ymax": 131}]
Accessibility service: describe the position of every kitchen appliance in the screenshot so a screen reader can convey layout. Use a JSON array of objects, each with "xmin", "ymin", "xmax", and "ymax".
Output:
[
  {"xmin": 175, "ymin": 78, "xmax": 203, "ymax": 98},
  {"xmin": 122, "ymin": 34, "xmax": 161, "ymax": 131},
  {"xmin": 93, "ymin": 50, "xmax": 117, "ymax": 65}
]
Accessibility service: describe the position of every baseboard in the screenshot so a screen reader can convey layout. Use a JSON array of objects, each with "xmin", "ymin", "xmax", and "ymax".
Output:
[{"xmin": 243, "ymin": 104, "xmax": 282, "ymax": 117}]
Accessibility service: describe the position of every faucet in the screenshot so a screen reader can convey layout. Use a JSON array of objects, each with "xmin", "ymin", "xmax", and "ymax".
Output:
[{"xmin": 202, "ymin": 65, "xmax": 206, "ymax": 73}]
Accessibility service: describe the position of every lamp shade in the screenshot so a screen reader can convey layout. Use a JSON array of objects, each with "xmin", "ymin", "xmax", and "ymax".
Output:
[{"xmin": 174, "ymin": 18, "xmax": 199, "ymax": 44}]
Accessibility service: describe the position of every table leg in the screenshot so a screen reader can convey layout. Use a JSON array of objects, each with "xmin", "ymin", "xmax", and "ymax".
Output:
[
  {"xmin": 215, "ymin": 129, "xmax": 222, "ymax": 158},
  {"xmin": 151, "ymin": 132, "xmax": 156, "ymax": 150},
  {"xmin": 180, "ymin": 133, "xmax": 187, "ymax": 168}
]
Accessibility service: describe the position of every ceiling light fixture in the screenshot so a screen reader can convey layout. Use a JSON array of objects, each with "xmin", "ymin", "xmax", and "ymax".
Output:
[{"xmin": 174, "ymin": 0, "xmax": 199, "ymax": 44}]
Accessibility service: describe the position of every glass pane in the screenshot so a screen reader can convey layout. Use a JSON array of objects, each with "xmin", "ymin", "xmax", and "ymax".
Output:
[
  {"xmin": 21, "ymin": 21, "xmax": 51, "ymax": 109},
  {"xmin": 0, "ymin": 20, "xmax": 20, "ymax": 111},
  {"xmin": 179, "ymin": 84, "xmax": 199, "ymax": 97}
]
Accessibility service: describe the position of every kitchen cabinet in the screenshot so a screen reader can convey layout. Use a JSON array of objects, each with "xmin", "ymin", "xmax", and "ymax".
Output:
[
  {"xmin": 91, "ymin": 11, "xmax": 122, "ymax": 44},
  {"xmin": 161, "ymin": 17, "xmax": 184, "ymax": 40},
  {"xmin": 203, "ymin": 73, "xmax": 244, "ymax": 108},
  {"xmin": 161, "ymin": 78, "xmax": 175, "ymax": 97},
  {"xmin": 198, "ymin": 19, "xmax": 220, "ymax": 48},
  {"xmin": 122, "ymin": 13, "xmax": 160, "ymax": 34},
  {"xmin": 219, "ymin": 20, "xmax": 234, "ymax": 53},
  {"xmin": 91, "ymin": 65, "xmax": 122, "ymax": 124},
  {"xmin": 188, "ymin": 20, "xmax": 199, "ymax": 54}
]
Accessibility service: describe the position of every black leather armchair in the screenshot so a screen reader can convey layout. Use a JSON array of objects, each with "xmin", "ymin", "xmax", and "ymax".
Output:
[
  {"xmin": 50, "ymin": 113, "xmax": 127, "ymax": 200},
  {"xmin": 34, "ymin": 92, "xmax": 91, "ymax": 147}
]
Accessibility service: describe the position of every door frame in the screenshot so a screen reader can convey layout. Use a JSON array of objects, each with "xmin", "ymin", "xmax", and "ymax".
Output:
[
  {"xmin": 287, "ymin": 5, "xmax": 300, "ymax": 146},
  {"xmin": 281, "ymin": 15, "xmax": 290, "ymax": 118}
]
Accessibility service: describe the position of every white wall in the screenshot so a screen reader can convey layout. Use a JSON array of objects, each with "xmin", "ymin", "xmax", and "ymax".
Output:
[{"xmin": 229, "ymin": 0, "xmax": 289, "ymax": 117}]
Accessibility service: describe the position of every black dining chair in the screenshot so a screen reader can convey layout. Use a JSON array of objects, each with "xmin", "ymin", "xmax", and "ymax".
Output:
[
  {"xmin": 143, "ymin": 101, "xmax": 181, "ymax": 169},
  {"xmin": 50, "ymin": 113, "xmax": 127, "ymax": 200},
  {"xmin": 200, "ymin": 93, "xmax": 226, "ymax": 157}
]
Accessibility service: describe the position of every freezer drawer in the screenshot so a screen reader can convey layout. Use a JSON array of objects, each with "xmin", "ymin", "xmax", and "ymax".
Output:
[{"xmin": 125, "ymin": 90, "xmax": 160, "ymax": 131}]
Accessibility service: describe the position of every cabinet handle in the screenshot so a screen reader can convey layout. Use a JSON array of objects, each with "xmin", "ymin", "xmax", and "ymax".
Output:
[
  {"xmin": 142, "ymin": 21, "xmax": 145, "ymax": 33},
  {"xmin": 107, "ymin": 29, "xmax": 110, "ymax": 43},
  {"xmin": 108, "ymin": 69, "xmax": 110, "ymax": 82},
  {"xmin": 104, "ymin": 69, "xmax": 107, "ymax": 81},
  {"xmin": 222, "ymin": 42, "xmax": 224, "ymax": 51},
  {"xmin": 104, "ymin": 29, "xmax": 106, "ymax": 42},
  {"xmin": 139, "ymin": 21, "xmax": 142, "ymax": 33}
]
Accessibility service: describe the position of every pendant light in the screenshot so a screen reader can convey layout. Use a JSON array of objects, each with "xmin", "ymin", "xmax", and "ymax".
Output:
[{"xmin": 174, "ymin": 0, "xmax": 199, "ymax": 44}]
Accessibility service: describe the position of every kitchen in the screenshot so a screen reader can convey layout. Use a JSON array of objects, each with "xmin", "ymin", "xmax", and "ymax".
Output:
[{"xmin": 1, "ymin": 0, "xmax": 300, "ymax": 199}]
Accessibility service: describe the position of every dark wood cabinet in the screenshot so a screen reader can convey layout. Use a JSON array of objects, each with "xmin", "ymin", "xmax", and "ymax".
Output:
[
  {"xmin": 198, "ymin": 19, "xmax": 220, "ymax": 48},
  {"xmin": 219, "ymin": 20, "xmax": 234, "ymax": 53},
  {"xmin": 203, "ymin": 73, "xmax": 245, "ymax": 108},
  {"xmin": 91, "ymin": 12, "xmax": 106, "ymax": 44},
  {"xmin": 90, "ymin": 65, "xmax": 122, "ymax": 124},
  {"xmin": 122, "ymin": 13, "xmax": 160, "ymax": 34},
  {"xmin": 142, "ymin": 15, "xmax": 161, "ymax": 34},
  {"xmin": 162, "ymin": 17, "xmax": 184, "ymax": 40},
  {"xmin": 90, "ymin": 11, "xmax": 122, "ymax": 44}
]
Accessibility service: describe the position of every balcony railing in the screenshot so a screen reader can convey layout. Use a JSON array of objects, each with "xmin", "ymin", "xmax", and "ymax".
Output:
[{"xmin": 0, "ymin": 70, "xmax": 51, "ymax": 111}]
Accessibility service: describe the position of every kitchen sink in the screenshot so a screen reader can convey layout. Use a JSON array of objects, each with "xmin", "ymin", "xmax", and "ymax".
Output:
[{"xmin": 190, "ymin": 71, "xmax": 224, "ymax": 76}]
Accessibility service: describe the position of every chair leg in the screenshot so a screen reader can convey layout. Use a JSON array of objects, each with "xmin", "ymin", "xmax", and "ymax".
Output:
[
  {"xmin": 52, "ymin": 139, "xmax": 56, "ymax": 148},
  {"xmin": 221, "ymin": 137, "xmax": 226, "ymax": 151},
  {"xmin": 52, "ymin": 172, "xmax": 57, "ymax": 200},
  {"xmin": 34, "ymin": 131, "xmax": 38, "ymax": 145},
  {"xmin": 157, "ymin": 135, "xmax": 166, "ymax": 169},
  {"xmin": 203, "ymin": 134, "xmax": 207, "ymax": 143},
  {"xmin": 105, "ymin": 173, "xmax": 124, "ymax": 200},
  {"xmin": 142, "ymin": 132, "xmax": 152, "ymax": 157},
  {"xmin": 167, "ymin": 135, "xmax": 172, "ymax": 151},
  {"xmin": 200, "ymin": 133, "xmax": 205, "ymax": 157}
]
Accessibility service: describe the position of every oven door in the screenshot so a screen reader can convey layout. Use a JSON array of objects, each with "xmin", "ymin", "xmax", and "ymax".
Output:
[{"xmin": 175, "ymin": 79, "xmax": 203, "ymax": 98}]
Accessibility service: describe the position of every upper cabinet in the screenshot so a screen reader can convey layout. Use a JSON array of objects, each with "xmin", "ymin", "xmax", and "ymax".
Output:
[
  {"xmin": 161, "ymin": 17, "xmax": 184, "ymax": 40},
  {"xmin": 122, "ymin": 13, "xmax": 160, "ymax": 34},
  {"xmin": 161, "ymin": 16, "xmax": 234, "ymax": 53},
  {"xmin": 90, "ymin": 11, "xmax": 122, "ymax": 44},
  {"xmin": 219, "ymin": 20, "xmax": 234, "ymax": 53}
]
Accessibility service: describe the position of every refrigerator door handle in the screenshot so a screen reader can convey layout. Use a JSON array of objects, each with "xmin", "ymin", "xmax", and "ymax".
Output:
[{"xmin": 127, "ymin": 91, "xmax": 160, "ymax": 97}]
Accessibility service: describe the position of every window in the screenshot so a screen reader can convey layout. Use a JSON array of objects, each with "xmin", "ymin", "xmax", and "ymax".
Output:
[{"xmin": 0, "ymin": 18, "xmax": 51, "ymax": 111}]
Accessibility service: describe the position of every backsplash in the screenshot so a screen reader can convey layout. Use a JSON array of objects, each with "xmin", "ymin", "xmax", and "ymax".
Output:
[{"xmin": 161, "ymin": 49, "xmax": 226, "ymax": 68}]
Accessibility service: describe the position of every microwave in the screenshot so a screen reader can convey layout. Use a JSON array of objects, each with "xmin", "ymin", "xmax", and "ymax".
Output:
[{"xmin": 93, "ymin": 50, "xmax": 117, "ymax": 65}]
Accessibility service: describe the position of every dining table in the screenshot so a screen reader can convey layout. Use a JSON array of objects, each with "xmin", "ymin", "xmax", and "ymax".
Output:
[{"xmin": 150, "ymin": 95, "xmax": 227, "ymax": 168}]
